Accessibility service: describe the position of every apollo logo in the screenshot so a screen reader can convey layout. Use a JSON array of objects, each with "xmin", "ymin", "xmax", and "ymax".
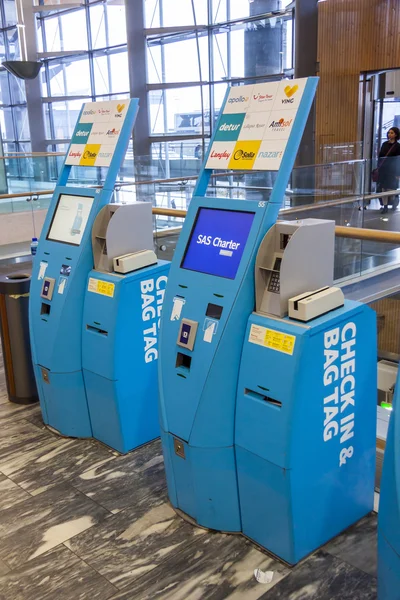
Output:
[
  {"xmin": 210, "ymin": 150, "xmax": 231, "ymax": 160},
  {"xmin": 234, "ymin": 149, "xmax": 255, "ymax": 160},
  {"xmin": 228, "ymin": 95, "xmax": 249, "ymax": 104},
  {"xmin": 82, "ymin": 109, "xmax": 96, "ymax": 116},
  {"xmin": 269, "ymin": 118, "xmax": 293, "ymax": 130}
]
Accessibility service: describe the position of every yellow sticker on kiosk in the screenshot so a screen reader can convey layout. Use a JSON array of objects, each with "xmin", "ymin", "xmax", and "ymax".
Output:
[
  {"xmin": 228, "ymin": 140, "xmax": 261, "ymax": 170},
  {"xmin": 79, "ymin": 144, "xmax": 101, "ymax": 166},
  {"xmin": 88, "ymin": 277, "xmax": 115, "ymax": 298},
  {"xmin": 249, "ymin": 324, "xmax": 296, "ymax": 355}
]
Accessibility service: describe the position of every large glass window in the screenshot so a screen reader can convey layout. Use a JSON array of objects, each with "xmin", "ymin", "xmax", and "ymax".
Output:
[
  {"xmin": 39, "ymin": 0, "xmax": 129, "ymax": 152},
  {"xmin": 0, "ymin": 0, "xmax": 28, "ymax": 153},
  {"xmin": 145, "ymin": 0, "xmax": 294, "ymax": 157}
]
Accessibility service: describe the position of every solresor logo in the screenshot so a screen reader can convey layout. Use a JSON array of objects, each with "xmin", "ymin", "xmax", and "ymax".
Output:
[
  {"xmin": 228, "ymin": 95, "xmax": 249, "ymax": 104},
  {"xmin": 210, "ymin": 150, "xmax": 231, "ymax": 160},
  {"xmin": 83, "ymin": 149, "xmax": 97, "ymax": 159},
  {"xmin": 234, "ymin": 149, "xmax": 255, "ymax": 160}
]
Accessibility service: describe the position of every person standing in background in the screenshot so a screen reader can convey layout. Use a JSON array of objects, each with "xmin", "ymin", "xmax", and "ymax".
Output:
[{"xmin": 377, "ymin": 127, "xmax": 400, "ymax": 214}]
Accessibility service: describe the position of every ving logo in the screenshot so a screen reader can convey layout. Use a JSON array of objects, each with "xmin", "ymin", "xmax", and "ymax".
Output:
[
  {"xmin": 282, "ymin": 84, "xmax": 299, "ymax": 104},
  {"xmin": 117, "ymin": 104, "xmax": 125, "ymax": 113},
  {"xmin": 284, "ymin": 85, "xmax": 298, "ymax": 98},
  {"xmin": 215, "ymin": 114, "xmax": 245, "ymax": 142}
]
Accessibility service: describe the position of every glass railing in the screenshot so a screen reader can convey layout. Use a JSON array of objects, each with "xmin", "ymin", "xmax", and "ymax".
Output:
[{"xmin": 1, "ymin": 152, "xmax": 400, "ymax": 286}]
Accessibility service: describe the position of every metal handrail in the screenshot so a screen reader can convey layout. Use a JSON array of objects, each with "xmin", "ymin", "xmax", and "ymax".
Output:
[{"xmin": 152, "ymin": 207, "xmax": 400, "ymax": 244}]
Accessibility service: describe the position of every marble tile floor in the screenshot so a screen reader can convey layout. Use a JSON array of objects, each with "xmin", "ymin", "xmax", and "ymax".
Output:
[{"xmin": 0, "ymin": 386, "xmax": 380, "ymax": 599}]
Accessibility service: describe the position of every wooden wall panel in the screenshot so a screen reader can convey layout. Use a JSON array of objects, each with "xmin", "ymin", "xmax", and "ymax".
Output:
[{"xmin": 316, "ymin": 0, "xmax": 400, "ymax": 161}]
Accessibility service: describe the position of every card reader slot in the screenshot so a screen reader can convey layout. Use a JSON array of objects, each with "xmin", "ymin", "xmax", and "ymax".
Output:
[
  {"xmin": 86, "ymin": 324, "xmax": 108, "ymax": 336},
  {"xmin": 293, "ymin": 286, "xmax": 330, "ymax": 311},
  {"xmin": 245, "ymin": 388, "xmax": 282, "ymax": 408}
]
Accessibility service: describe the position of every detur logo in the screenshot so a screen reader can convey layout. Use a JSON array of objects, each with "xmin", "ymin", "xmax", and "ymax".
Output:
[
  {"xmin": 282, "ymin": 84, "xmax": 299, "ymax": 104},
  {"xmin": 76, "ymin": 130, "xmax": 89, "ymax": 137},
  {"xmin": 234, "ymin": 149, "xmax": 255, "ymax": 161},
  {"xmin": 228, "ymin": 95, "xmax": 249, "ymax": 105}
]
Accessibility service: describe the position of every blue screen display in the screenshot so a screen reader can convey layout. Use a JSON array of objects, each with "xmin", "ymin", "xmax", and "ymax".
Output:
[{"xmin": 181, "ymin": 208, "xmax": 255, "ymax": 279}]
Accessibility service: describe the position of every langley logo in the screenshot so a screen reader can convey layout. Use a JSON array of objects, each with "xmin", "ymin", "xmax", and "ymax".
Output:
[
  {"xmin": 228, "ymin": 95, "xmax": 249, "ymax": 104},
  {"xmin": 69, "ymin": 150, "xmax": 82, "ymax": 158},
  {"xmin": 210, "ymin": 150, "xmax": 231, "ymax": 160},
  {"xmin": 323, "ymin": 323, "xmax": 356, "ymax": 467},
  {"xmin": 234, "ymin": 149, "xmax": 255, "ymax": 160}
]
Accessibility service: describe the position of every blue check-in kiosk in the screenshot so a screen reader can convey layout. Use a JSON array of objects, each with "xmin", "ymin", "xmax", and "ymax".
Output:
[
  {"xmin": 158, "ymin": 77, "xmax": 377, "ymax": 563},
  {"xmin": 81, "ymin": 202, "xmax": 169, "ymax": 453},
  {"xmin": 29, "ymin": 99, "xmax": 140, "ymax": 438},
  {"xmin": 378, "ymin": 388, "xmax": 400, "ymax": 598}
]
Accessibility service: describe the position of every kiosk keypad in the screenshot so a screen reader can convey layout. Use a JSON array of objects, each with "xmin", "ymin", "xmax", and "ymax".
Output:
[{"xmin": 268, "ymin": 272, "xmax": 281, "ymax": 294}]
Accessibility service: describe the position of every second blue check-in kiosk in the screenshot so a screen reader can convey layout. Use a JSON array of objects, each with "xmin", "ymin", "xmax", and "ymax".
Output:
[
  {"xmin": 158, "ymin": 77, "xmax": 378, "ymax": 564},
  {"xmin": 29, "ymin": 99, "xmax": 167, "ymax": 453}
]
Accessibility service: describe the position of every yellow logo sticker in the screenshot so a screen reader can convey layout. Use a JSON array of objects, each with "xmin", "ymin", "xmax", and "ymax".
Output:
[
  {"xmin": 284, "ymin": 84, "xmax": 299, "ymax": 98},
  {"xmin": 79, "ymin": 144, "xmax": 101, "ymax": 167},
  {"xmin": 117, "ymin": 103, "xmax": 125, "ymax": 113},
  {"xmin": 228, "ymin": 140, "xmax": 261, "ymax": 170}
]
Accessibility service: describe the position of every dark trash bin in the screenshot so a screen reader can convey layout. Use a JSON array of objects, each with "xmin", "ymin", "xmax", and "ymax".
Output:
[{"xmin": 0, "ymin": 271, "xmax": 38, "ymax": 404}]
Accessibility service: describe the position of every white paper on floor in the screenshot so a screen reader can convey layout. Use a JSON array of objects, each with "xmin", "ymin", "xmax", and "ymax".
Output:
[{"xmin": 254, "ymin": 568, "xmax": 274, "ymax": 584}]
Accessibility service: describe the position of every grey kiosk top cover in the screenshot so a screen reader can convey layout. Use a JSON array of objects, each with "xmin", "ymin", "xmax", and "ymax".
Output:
[
  {"xmin": 255, "ymin": 218, "xmax": 336, "ymax": 318},
  {"xmin": 91, "ymin": 202, "xmax": 153, "ymax": 273}
]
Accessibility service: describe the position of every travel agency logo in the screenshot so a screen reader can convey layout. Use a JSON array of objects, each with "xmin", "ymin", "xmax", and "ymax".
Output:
[
  {"xmin": 249, "ymin": 82, "xmax": 279, "ymax": 112},
  {"xmin": 205, "ymin": 142, "xmax": 236, "ymax": 169},
  {"xmin": 215, "ymin": 114, "xmax": 245, "ymax": 142},
  {"xmin": 105, "ymin": 127, "xmax": 121, "ymax": 141},
  {"xmin": 224, "ymin": 85, "xmax": 252, "ymax": 114},
  {"xmin": 79, "ymin": 144, "xmax": 101, "ymax": 166},
  {"xmin": 228, "ymin": 141, "xmax": 261, "ymax": 170},
  {"xmin": 254, "ymin": 140, "xmax": 287, "ymax": 170},
  {"xmin": 114, "ymin": 103, "xmax": 126, "ymax": 118},
  {"xmin": 238, "ymin": 113, "xmax": 269, "ymax": 141},
  {"xmin": 268, "ymin": 116, "xmax": 293, "ymax": 132},
  {"xmin": 66, "ymin": 144, "xmax": 83, "ymax": 165},
  {"xmin": 71, "ymin": 123, "xmax": 93, "ymax": 144},
  {"xmin": 282, "ymin": 84, "xmax": 299, "ymax": 104}
]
